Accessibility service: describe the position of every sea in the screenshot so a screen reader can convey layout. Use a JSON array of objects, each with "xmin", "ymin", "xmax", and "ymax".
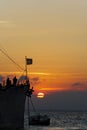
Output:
[{"xmin": 24, "ymin": 110, "xmax": 87, "ymax": 130}]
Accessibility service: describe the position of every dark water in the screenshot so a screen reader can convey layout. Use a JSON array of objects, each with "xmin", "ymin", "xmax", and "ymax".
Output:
[{"xmin": 24, "ymin": 111, "xmax": 87, "ymax": 130}]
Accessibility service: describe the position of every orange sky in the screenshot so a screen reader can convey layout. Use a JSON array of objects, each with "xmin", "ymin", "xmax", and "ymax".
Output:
[{"xmin": 0, "ymin": 0, "xmax": 87, "ymax": 95}]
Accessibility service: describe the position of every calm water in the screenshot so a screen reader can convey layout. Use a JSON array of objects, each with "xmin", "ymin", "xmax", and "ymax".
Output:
[{"xmin": 24, "ymin": 111, "xmax": 87, "ymax": 130}]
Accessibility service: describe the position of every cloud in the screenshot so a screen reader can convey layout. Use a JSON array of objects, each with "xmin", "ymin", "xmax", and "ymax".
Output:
[
  {"xmin": 31, "ymin": 77, "xmax": 41, "ymax": 86},
  {"xmin": 18, "ymin": 75, "xmax": 27, "ymax": 82},
  {"xmin": 31, "ymin": 77, "xmax": 39, "ymax": 82},
  {"xmin": 71, "ymin": 82, "xmax": 87, "ymax": 91},
  {"xmin": 0, "ymin": 20, "xmax": 16, "ymax": 28},
  {"xmin": 72, "ymin": 82, "xmax": 84, "ymax": 87},
  {"xmin": 0, "ymin": 21, "xmax": 9, "ymax": 24},
  {"xmin": 30, "ymin": 72, "xmax": 51, "ymax": 76}
]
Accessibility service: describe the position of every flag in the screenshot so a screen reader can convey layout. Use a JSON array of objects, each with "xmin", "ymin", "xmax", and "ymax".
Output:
[{"xmin": 26, "ymin": 58, "xmax": 32, "ymax": 65}]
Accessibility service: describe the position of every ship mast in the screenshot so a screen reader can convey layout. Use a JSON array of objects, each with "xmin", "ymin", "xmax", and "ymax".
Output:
[
  {"xmin": 25, "ymin": 56, "xmax": 33, "ymax": 126},
  {"xmin": 25, "ymin": 56, "xmax": 28, "ymax": 78}
]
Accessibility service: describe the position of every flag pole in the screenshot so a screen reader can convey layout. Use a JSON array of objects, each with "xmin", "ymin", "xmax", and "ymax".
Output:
[
  {"xmin": 25, "ymin": 56, "xmax": 30, "ymax": 126},
  {"xmin": 25, "ymin": 56, "xmax": 28, "ymax": 79}
]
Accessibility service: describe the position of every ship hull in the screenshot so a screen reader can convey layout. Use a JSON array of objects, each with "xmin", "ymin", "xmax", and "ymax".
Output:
[{"xmin": 0, "ymin": 86, "xmax": 26, "ymax": 129}]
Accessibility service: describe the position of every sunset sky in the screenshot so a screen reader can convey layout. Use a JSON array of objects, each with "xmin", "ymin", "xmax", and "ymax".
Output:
[{"xmin": 0, "ymin": 0, "xmax": 87, "ymax": 110}]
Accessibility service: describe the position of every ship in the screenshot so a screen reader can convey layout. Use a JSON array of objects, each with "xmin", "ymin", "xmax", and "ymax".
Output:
[
  {"xmin": 0, "ymin": 82, "xmax": 34, "ymax": 129},
  {"xmin": 0, "ymin": 48, "xmax": 50, "ymax": 128},
  {"xmin": 0, "ymin": 48, "xmax": 34, "ymax": 129},
  {"xmin": 29, "ymin": 114, "xmax": 50, "ymax": 126}
]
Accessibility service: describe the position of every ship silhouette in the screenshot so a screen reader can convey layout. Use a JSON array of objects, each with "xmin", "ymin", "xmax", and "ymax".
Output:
[
  {"xmin": 0, "ymin": 48, "xmax": 50, "ymax": 129},
  {"xmin": 0, "ymin": 47, "xmax": 33, "ymax": 129},
  {"xmin": 0, "ymin": 79, "xmax": 33, "ymax": 129}
]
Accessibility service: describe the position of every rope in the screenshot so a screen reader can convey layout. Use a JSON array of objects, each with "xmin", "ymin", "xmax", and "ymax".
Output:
[
  {"xmin": 30, "ymin": 97, "xmax": 37, "ymax": 112},
  {"xmin": 0, "ymin": 48, "xmax": 24, "ymax": 71},
  {"xmin": 28, "ymin": 97, "xmax": 30, "ymax": 126}
]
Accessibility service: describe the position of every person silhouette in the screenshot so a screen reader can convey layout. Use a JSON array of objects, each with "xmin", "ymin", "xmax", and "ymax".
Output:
[
  {"xmin": 13, "ymin": 76, "xmax": 17, "ymax": 86},
  {"xmin": 6, "ymin": 77, "xmax": 11, "ymax": 86}
]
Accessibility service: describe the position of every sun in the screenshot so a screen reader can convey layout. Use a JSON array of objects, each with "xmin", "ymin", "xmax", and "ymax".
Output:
[{"xmin": 37, "ymin": 92, "xmax": 45, "ymax": 98}]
